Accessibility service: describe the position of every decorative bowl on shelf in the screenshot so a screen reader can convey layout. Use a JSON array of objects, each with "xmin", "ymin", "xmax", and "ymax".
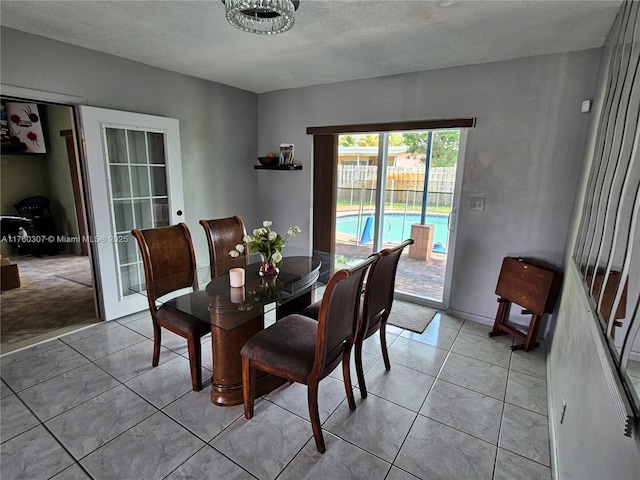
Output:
[{"xmin": 258, "ymin": 156, "xmax": 279, "ymax": 167}]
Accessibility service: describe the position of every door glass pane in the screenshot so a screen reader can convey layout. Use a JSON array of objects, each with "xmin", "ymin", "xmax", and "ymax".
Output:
[
  {"xmin": 335, "ymin": 133, "xmax": 379, "ymax": 260},
  {"xmin": 113, "ymin": 200, "xmax": 134, "ymax": 232},
  {"xmin": 148, "ymin": 132, "xmax": 166, "ymax": 164},
  {"xmin": 130, "ymin": 166, "xmax": 150, "ymax": 197},
  {"xmin": 133, "ymin": 199, "xmax": 153, "ymax": 230},
  {"xmin": 150, "ymin": 166, "xmax": 168, "ymax": 196},
  {"xmin": 152, "ymin": 199, "xmax": 169, "ymax": 227},
  {"xmin": 128, "ymin": 130, "xmax": 148, "ymax": 164},
  {"xmin": 105, "ymin": 128, "xmax": 127, "ymax": 163},
  {"xmin": 120, "ymin": 264, "xmax": 140, "ymax": 295},
  {"xmin": 118, "ymin": 233, "xmax": 138, "ymax": 265},
  {"xmin": 382, "ymin": 130, "xmax": 459, "ymax": 302},
  {"xmin": 109, "ymin": 165, "xmax": 131, "ymax": 198}
]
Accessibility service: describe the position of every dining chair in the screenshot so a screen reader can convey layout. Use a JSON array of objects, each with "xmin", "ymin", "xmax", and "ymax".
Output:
[
  {"xmin": 301, "ymin": 238, "xmax": 414, "ymax": 398},
  {"xmin": 240, "ymin": 255, "xmax": 378, "ymax": 453},
  {"xmin": 354, "ymin": 238, "xmax": 413, "ymax": 397},
  {"xmin": 199, "ymin": 215, "xmax": 248, "ymax": 278},
  {"xmin": 131, "ymin": 223, "xmax": 210, "ymax": 391}
]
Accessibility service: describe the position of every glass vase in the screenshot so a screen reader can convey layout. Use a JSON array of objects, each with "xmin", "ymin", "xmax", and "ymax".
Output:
[{"xmin": 258, "ymin": 254, "xmax": 280, "ymax": 276}]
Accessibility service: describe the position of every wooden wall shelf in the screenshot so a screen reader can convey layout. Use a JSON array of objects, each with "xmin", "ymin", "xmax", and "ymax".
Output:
[{"xmin": 254, "ymin": 164, "xmax": 302, "ymax": 170}]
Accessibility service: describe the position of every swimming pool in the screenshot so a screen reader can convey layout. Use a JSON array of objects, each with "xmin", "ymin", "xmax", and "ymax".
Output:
[{"xmin": 336, "ymin": 213, "xmax": 449, "ymax": 251}]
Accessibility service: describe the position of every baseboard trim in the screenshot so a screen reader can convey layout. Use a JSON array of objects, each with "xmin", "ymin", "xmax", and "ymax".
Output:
[{"xmin": 444, "ymin": 307, "xmax": 494, "ymax": 326}]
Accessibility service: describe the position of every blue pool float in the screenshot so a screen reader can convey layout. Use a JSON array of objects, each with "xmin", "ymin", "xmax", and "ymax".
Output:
[{"xmin": 433, "ymin": 242, "xmax": 447, "ymax": 253}]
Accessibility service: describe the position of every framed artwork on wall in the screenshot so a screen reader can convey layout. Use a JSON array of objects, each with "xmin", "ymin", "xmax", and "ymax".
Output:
[{"xmin": 1, "ymin": 101, "xmax": 47, "ymax": 154}]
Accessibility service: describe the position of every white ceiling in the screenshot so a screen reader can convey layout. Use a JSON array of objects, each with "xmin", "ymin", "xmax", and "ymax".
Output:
[{"xmin": 0, "ymin": 0, "xmax": 623, "ymax": 94}]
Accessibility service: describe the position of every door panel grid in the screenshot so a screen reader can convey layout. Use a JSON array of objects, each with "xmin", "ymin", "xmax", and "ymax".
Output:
[{"xmin": 104, "ymin": 126, "xmax": 170, "ymax": 300}]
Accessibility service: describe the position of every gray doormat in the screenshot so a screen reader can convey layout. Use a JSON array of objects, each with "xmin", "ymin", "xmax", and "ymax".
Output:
[{"xmin": 387, "ymin": 300, "xmax": 438, "ymax": 333}]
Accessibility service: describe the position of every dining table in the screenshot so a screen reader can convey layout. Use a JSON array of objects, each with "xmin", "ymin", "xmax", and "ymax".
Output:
[{"xmin": 131, "ymin": 247, "xmax": 364, "ymax": 406}]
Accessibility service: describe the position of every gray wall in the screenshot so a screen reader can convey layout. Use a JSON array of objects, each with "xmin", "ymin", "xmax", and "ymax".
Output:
[
  {"xmin": 0, "ymin": 154, "xmax": 50, "ymax": 257},
  {"xmin": 257, "ymin": 50, "xmax": 600, "ymax": 323},
  {"xmin": 0, "ymin": 27, "xmax": 260, "ymax": 263},
  {"xmin": 548, "ymin": 3, "xmax": 640, "ymax": 478},
  {"xmin": 0, "ymin": 28, "xmax": 600, "ymax": 325}
]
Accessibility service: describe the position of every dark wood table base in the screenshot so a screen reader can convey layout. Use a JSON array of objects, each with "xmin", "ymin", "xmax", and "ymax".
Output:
[
  {"xmin": 210, "ymin": 373, "xmax": 286, "ymax": 406},
  {"xmin": 208, "ymin": 291, "xmax": 314, "ymax": 406}
]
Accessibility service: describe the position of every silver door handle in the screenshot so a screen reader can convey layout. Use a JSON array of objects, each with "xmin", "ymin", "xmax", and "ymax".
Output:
[{"xmin": 447, "ymin": 211, "xmax": 456, "ymax": 231}]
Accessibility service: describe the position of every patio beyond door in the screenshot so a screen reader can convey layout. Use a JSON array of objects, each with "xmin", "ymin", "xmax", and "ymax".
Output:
[
  {"xmin": 79, "ymin": 106, "xmax": 185, "ymax": 320},
  {"xmin": 333, "ymin": 129, "xmax": 465, "ymax": 306}
]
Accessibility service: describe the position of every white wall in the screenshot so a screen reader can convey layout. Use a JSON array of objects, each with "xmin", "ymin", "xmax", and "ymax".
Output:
[
  {"xmin": 0, "ymin": 27, "xmax": 261, "ymax": 264},
  {"xmin": 549, "ymin": 265, "xmax": 640, "ymax": 479},
  {"xmin": 256, "ymin": 50, "xmax": 600, "ymax": 323}
]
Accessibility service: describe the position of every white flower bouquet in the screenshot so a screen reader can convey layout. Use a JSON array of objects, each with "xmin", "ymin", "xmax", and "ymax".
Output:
[{"xmin": 229, "ymin": 220, "xmax": 301, "ymax": 275}]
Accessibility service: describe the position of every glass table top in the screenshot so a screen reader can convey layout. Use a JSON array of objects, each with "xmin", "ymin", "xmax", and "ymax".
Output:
[{"xmin": 130, "ymin": 247, "xmax": 364, "ymax": 331}]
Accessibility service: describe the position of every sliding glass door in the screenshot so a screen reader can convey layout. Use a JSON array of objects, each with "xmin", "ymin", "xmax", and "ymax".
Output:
[{"xmin": 333, "ymin": 129, "xmax": 465, "ymax": 306}]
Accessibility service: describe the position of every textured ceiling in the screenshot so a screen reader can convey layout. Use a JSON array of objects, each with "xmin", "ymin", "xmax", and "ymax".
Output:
[{"xmin": 0, "ymin": 0, "xmax": 623, "ymax": 94}]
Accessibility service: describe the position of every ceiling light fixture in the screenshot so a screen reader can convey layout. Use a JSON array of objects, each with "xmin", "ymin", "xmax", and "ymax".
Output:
[{"xmin": 222, "ymin": 0, "xmax": 300, "ymax": 35}]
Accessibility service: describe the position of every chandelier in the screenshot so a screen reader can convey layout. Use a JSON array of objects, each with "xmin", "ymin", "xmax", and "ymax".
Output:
[{"xmin": 223, "ymin": 0, "xmax": 300, "ymax": 35}]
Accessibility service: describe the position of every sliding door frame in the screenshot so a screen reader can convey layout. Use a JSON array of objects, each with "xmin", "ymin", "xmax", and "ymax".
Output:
[{"xmin": 307, "ymin": 118, "xmax": 476, "ymax": 252}]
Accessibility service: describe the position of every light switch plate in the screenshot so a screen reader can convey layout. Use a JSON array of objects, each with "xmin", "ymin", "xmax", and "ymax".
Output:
[{"xmin": 470, "ymin": 197, "xmax": 485, "ymax": 211}]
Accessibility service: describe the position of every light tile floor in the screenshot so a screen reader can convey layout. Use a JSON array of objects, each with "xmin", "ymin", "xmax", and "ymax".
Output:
[{"xmin": 0, "ymin": 304, "xmax": 551, "ymax": 480}]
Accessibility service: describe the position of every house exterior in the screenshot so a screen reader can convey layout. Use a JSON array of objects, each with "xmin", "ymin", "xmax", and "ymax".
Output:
[
  {"xmin": 1, "ymin": 1, "xmax": 639, "ymax": 477},
  {"xmin": 338, "ymin": 146, "xmax": 408, "ymax": 166}
]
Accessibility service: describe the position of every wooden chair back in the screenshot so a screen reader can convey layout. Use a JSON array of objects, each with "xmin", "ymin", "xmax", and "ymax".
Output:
[
  {"xmin": 131, "ymin": 223, "xmax": 198, "ymax": 312},
  {"xmin": 361, "ymin": 238, "xmax": 414, "ymax": 335},
  {"xmin": 199, "ymin": 216, "xmax": 247, "ymax": 278},
  {"xmin": 312, "ymin": 255, "xmax": 378, "ymax": 378}
]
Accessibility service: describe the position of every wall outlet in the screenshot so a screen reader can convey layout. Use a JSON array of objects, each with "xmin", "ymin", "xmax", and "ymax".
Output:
[{"xmin": 470, "ymin": 197, "xmax": 485, "ymax": 211}]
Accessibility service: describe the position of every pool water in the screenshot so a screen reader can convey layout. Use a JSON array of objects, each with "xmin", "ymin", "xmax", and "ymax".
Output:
[{"xmin": 336, "ymin": 213, "xmax": 449, "ymax": 251}]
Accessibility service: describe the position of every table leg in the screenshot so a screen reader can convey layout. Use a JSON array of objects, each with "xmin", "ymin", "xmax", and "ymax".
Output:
[
  {"xmin": 489, "ymin": 298, "xmax": 510, "ymax": 337},
  {"xmin": 209, "ymin": 314, "xmax": 285, "ymax": 406}
]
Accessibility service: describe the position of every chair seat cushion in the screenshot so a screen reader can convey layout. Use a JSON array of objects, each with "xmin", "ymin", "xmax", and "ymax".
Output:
[
  {"xmin": 301, "ymin": 300, "xmax": 321, "ymax": 320},
  {"xmin": 241, "ymin": 314, "xmax": 318, "ymax": 378},
  {"xmin": 156, "ymin": 304, "xmax": 210, "ymax": 336}
]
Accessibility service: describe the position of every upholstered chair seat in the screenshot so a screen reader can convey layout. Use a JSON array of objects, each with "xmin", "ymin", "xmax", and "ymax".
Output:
[
  {"xmin": 154, "ymin": 306, "xmax": 210, "ymax": 337},
  {"xmin": 240, "ymin": 315, "xmax": 318, "ymax": 377}
]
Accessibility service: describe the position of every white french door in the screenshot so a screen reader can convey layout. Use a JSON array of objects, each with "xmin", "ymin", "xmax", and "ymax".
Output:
[{"xmin": 79, "ymin": 106, "xmax": 185, "ymax": 320}]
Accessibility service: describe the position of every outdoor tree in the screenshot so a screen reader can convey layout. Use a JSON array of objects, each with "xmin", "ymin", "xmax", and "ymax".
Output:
[
  {"xmin": 389, "ymin": 133, "xmax": 404, "ymax": 146},
  {"xmin": 339, "ymin": 135, "xmax": 356, "ymax": 147},
  {"xmin": 402, "ymin": 130, "xmax": 460, "ymax": 167},
  {"xmin": 356, "ymin": 134, "xmax": 379, "ymax": 146}
]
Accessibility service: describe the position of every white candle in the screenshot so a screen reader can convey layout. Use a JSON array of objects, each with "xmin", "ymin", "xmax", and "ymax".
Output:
[
  {"xmin": 229, "ymin": 268, "xmax": 245, "ymax": 288},
  {"xmin": 230, "ymin": 286, "xmax": 245, "ymax": 304}
]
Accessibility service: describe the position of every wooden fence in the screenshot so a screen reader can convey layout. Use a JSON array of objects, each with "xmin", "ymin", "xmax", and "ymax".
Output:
[{"xmin": 337, "ymin": 166, "xmax": 455, "ymax": 208}]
